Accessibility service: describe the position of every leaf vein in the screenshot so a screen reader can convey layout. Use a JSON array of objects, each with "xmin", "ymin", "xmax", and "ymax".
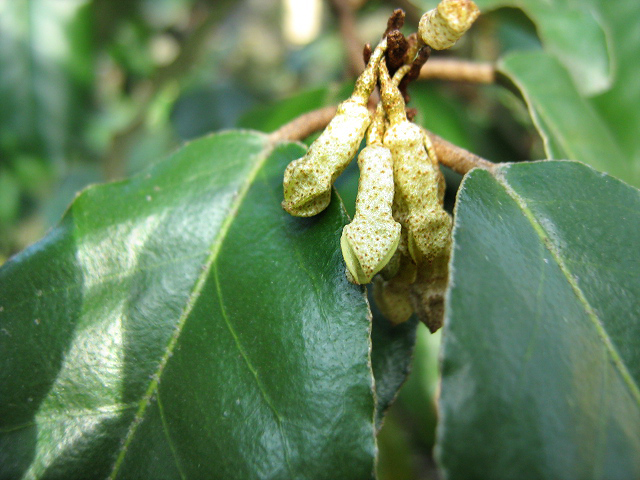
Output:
[
  {"xmin": 107, "ymin": 135, "xmax": 274, "ymax": 479},
  {"xmin": 157, "ymin": 392, "xmax": 187, "ymax": 480},
  {"xmin": 212, "ymin": 263, "xmax": 295, "ymax": 476},
  {"xmin": 496, "ymin": 169, "xmax": 640, "ymax": 408}
]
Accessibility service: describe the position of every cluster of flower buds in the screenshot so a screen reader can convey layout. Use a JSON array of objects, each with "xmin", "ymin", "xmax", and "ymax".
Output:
[{"xmin": 282, "ymin": 0, "xmax": 479, "ymax": 332}]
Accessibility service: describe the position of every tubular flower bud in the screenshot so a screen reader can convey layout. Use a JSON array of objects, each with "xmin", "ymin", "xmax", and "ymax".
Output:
[
  {"xmin": 418, "ymin": 0, "xmax": 480, "ymax": 50},
  {"xmin": 374, "ymin": 252, "xmax": 417, "ymax": 325},
  {"xmin": 282, "ymin": 40, "xmax": 388, "ymax": 217},
  {"xmin": 422, "ymin": 129, "xmax": 446, "ymax": 205},
  {"xmin": 379, "ymin": 59, "xmax": 452, "ymax": 329},
  {"xmin": 410, "ymin": 243, "xmax": 451, "ymax": 332},
  {"xmin": 341, "ymin": 107, "xmax": 401, "ymax": 284}
]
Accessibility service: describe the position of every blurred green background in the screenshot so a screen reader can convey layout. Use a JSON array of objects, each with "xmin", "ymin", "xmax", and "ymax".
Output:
[{"xmin": 0, "ymin": 1, "xmax": 544, "ymax": 477}]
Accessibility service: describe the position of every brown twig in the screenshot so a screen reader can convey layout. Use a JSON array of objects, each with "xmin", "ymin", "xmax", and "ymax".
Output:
[
  {"xmin": 420, "ymin": 59, "xmax": 495, "ymax": 83},
  {"xmin": 429, "ymin": 132, "xmax": 495, "ymax": 174},
  {"xmin": 268, "ymin": 105, "xmax": 494, "ymax": 175},
  {"xmin": 268, "ymin": 106, "xmax": 338, "ymax": 144}
]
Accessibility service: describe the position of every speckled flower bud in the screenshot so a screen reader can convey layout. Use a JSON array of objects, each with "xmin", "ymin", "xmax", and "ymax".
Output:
[
  {"xmin": 419, "ymin": 0, "xmax": 479, "ymax": 50},
  {"xmin": 341, "ymin": 140, "xmax": 401, "ymax": 284},
  {"xmin": 282, "ymin": 40, "xmax": 388, "ymax": 217},
  {"xmin": 374, "ymin": 252, "xmax": 417, "ymax": 324},
  {"xmin": 379, "ymin": 59, "xmax": 453, "ymax": 331},
  {"xmin": 410, "ymin": 243, "xmax": 451, "ymax": 332}
]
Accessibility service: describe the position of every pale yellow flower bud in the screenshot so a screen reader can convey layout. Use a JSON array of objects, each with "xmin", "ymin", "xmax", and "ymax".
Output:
[
  {"xmin": 419, "ymin": 0, "xmax": 480, "ymax": 50},
  {"xmin": 282, "ymin": 40, "xmax": 388, "ymax": 217},
  {"xmin": 374, "ymin": 252, "xmax": 417, "ymax": 325},
  {"xmin": 341, "ymin": 141, "xmax": 401, "ymax": 284},
  {"xmin": 379, "ymin": 59, "xmax": 452, "ymax": 330},
  {"xmin": 282, "ymin": 99, "xmax": 370, "ymax": 216}
]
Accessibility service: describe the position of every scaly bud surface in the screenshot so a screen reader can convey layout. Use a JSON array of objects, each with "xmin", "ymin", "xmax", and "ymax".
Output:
[
  {"xmin": 282, "ymin": 40, "xmax": 388, "ymax": 217},
  {"xmin": 419, "ymin": 0, "xmax": 479, "ymax": 50}
]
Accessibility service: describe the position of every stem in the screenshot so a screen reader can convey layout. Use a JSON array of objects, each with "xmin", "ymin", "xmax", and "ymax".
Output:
[
  {"xmin": 428, "ymin": 132, "xmax": 495, "ymax": 174},
  {"xmin": 268, "ymin": 106, "xmax": 338, "ymax": 144},
  {"xmin": 420, "ymin": 59, "xmax": 495, "ymax": 83},
  {"xmin": 269, "ymin": 105, "xmax": 494, "ymax": 175}
]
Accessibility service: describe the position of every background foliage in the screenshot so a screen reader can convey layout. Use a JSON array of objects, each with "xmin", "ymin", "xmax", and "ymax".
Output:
[{"xmin": 1, "ymin": 0, "xmax": 639, "ymax": 478}]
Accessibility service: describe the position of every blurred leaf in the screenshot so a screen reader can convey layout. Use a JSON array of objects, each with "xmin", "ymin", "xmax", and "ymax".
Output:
[
  {"xmin": 42, "ymin": 164, "xmax": 102, "ymax": 228},
  {"xmin": 0, "ymin": 131, "xmax": 384, "ymax": 479},
  {"xmin": 11, "ymin": 155, "xmax": 52, "ymax": 197},
  {"xmin": 173, "ymin": 84, "xmax": 256, "ymax": 140},
  {"xmin": 437, "ymin": 160, "xmax": 640, "ymax": 479},
  {"xmin": 0, "ymin": 169, "xmax": 20, "ymax": 225},
  {"xmin": 500, "ymin": 51, "xmax": 635, "ymax": 184},
  {"xmin": 589, "ymin": 0, "xmax": 640, "ymax": 177},
  {"xmin": 494, "ymin": 1, "xmax": 640, "ymax": 186},
  {"xmin": 394, "ymin": 326, "xmax": 440, "ymax": 448},
  {"xmin": 376, "ymin": 411, "xmax": 419, "ymax": 480},
  {"xmin": 490, "ymin": 7, "xmax": 541, "ymax": 54},
  {"xmin": 107, "ymin": 20, "xmax": 156, "ymax": 77},
  {"xmin": 473, "ymin": 0, "xmax": 611, "ymax": 95},
  {"xmin": 411, "ymin": 84, "xmax": 480, "ymax": 152},
  {"xmin": 0, "ymin": 0, "xmax": 94, "ymax": 162},
  {"xmin": 237, "ymin": 86, "xmax": 333, "ymax": 134}
]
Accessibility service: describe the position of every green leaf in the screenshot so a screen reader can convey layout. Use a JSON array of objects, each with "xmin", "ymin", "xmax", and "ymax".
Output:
[
  {"xmin": 499, "ymin": 51, "xmax": 633, "ymax": 183},
  {"xmin": 370, "ymin": 300, "xmax": 419, "ymax": 431},
  {"xmin": 437, "ymin": 160, "xmax": 640, "ymax": 479},
  {"xmin": 589, "ymin": 0, "xmax": 640, "ymax": 177},
  {"xmin": 497, "ymin": 1, "xmax": 640, "ymax": 187},
  {"xmin": 0, "ymin": 131, "xmax": 380, "ymax": 479},
  {"xmin": 0, "ymin": 0, "xmax": 94, "ymax": 161},
  {"xmin": 476, "ymin": 0, "xmax": 612, "ymax": 95}
]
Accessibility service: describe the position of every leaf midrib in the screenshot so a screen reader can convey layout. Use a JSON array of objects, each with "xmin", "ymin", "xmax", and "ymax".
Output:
[
  {"xmin": 108, "ymin": 132, "xmax": 275, "ymax": 479},
  {"xmin": 495, "ymin": 166, "xmax": 640, "ymax": 408}
]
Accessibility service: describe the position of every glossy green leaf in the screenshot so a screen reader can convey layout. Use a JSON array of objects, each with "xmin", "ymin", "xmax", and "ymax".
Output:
[
  {"xmin": 0, "ymin": 0, "xmax": 93, "ymax": 161},
  {"xmin": 0, "ymin": 130, "xmax": 382, "ymax": 479},
  {"xmin": 437, "ymin": 160, "xmax": 640, "ymax": 479}
]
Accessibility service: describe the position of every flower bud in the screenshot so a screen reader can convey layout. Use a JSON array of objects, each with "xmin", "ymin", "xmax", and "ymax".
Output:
[
  {"xmin": 419, "ymin": 0, "xmax": 479, "ymax": 50},
  {"xmin": 282, "ymin": 40, "xmax": 388, "ymax": 217},
  {"xmin": 379, "ymin": 59, "xmax": 452, "ymax": 331},
  {"xmin": 341, "ymin": 143, "xmax": 401, "ymax": 284},
  {"xmin": 374, "ymin": 252, "xmax": 417, "ymax": 324},
  {"xmin": 282, "ymin": 99, "xmax": 370, "ymax": 216}
]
